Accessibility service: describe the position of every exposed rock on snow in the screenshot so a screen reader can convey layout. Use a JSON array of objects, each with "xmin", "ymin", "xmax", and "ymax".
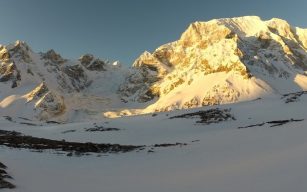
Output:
[
  {"xmin": 42, "ymin": 49, "xmax": 66, "ymax": 64},
  {"xmin": 63, "ymin": 65, "xmax": 90, "ymax": 91},
  {"xmin": 79, "ymin": 54, "xmax": 94, "ymax": 66},
  {"xmin": 34, "ymin": 91, "xmax": 66, "ymax": 120},
  {"xmin": 0, "ymin": 161, "xmax": 15, "ymax": 189},
  {"xmin": 238, "ymin": 118, "xmax": 304, "ymax": 129},
  {"xmin": 25, "ymin": 82, "xmax": 49, "ymax": 102},
  {"xmin": 170, "ymin": 108, "xmax": 235, "ymax": 124},
  {"xmin": 0, "ymin": 129, "xmax": 143, "ymax": 155},
  {"xmin": 281, "ymin": 91, "xmax": 307, "ymax": 103},
  {"xmin": 79, "ymin": 54, "xmax": 106, "ymax": 71},
  {"xmin": 8, "ymin": 40, "xmax": 33, "ymax": 63}
]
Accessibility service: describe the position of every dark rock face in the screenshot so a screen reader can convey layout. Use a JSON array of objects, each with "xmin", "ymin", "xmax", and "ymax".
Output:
[
  {"xmin": 35, "ymin": 91, "xmax": 66, "ymax": 119},
  {"xmin": 63, "ymin": 65, "xmax": 90, "ymax": 91},
  {"xmin": 79, "ymin": 54, "xmax": 94, "ymax": 66},
  {"xmin": 0, "ymin": 162, "xmax": 15, "ymax": 189},
  {"xmin": 0, "ymin": 62, "xmax": 21, "ymax": 88},
  {"xmin": 42, "ymin": 49, "xmax": 66, "ymax": 64},
  {"xmin": 64, "ymin": 65, "xmax": 85, "ymax": 79},
  {"xmin": 79, "ymin": 54, "xmax": 106, "ymax": 71},
  {"xmin": 8, "ymin": 41, "xmax": 32, "ymax": 63},
  {"xmin": 0, "ymin": 46, "xmax": 10, "ymax": 61},
  {"xmin": 119, "ymin": 67, "xmax": 161, "ymax": 103},
  {"xmin": 0, "ymin": 72, "xmax": 14, "ymax": 82},
  {"xmin": 40, "ymin": 52, "xmax": 91, "ymax": 92},
  {"xmin": 0, "ymin": 42, "xmax": 28, "ymax": 88},
  {"xmin": 88, "ymin": 59, "xmax": 106, "ymax": 71}
]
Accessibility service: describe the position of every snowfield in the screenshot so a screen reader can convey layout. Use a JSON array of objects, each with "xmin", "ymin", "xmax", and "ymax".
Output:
[{"xmin": 1, "ymin": 93, "xmax": 307, "ymax": 192}]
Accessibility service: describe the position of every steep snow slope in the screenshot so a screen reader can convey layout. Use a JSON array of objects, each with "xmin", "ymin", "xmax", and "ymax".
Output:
[{"xmin": 118, "ymin": 16, "xmax": 307, "ymax": 115}]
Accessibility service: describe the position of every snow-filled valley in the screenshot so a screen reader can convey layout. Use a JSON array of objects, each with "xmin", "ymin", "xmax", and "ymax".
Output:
[
  {"xmin": 2, "ymin": 16, "xmax": 307, "ymax": 192},
  {"xmin": 1, "ymin": 93, "xmax": 307, "ymax": 192}
]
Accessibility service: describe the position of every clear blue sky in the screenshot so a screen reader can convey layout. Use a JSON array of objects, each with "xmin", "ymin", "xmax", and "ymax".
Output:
[{"xmin": 0, "ymin": 0, "xmax": 307, "ymax": 65}]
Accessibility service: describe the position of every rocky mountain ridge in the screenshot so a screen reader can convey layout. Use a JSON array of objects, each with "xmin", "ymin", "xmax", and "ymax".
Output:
[
  {"xmin": 0, "ymin": 41, "xmax": 127, "ymax": 121},
  {"xmin": 1, "ymin": 16, "xmax": 307, "ymax": 121}
]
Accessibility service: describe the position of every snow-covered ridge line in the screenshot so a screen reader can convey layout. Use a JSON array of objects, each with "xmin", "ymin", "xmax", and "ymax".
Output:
[
  {"xmin": 0, "ymin": 40, "xmax": 128, "ymax": 122},
  {"xmin": 1, "ymin": 16, "xmax": 307, "ymax": 121}
]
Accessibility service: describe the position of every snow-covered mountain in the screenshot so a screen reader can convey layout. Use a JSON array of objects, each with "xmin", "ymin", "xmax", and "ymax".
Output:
[
  {"xmin": 1, "ymin": 16, "xmax": 307, "ymax": 121},
  {"xmin": 0, "ymin": 41, "xmax": 128, "ymax": 121},
  {"xmin": 118, "ymin": 16, "xmax": 307, "ymax": 115}
]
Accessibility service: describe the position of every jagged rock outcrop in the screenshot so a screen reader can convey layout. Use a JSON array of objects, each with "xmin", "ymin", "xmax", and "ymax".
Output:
[
  {"xmin": 23, "ymin": 82, "xmax": 65, "ymax": 120},
  {"xmin": 35, "ymin": 91, "xmax": 65, "ymax": 120},
  {"xmin": 8, "ymin": 40, "xmax": 33, "ymax": 63},
  {"xmin": 42, "ymin": 49, "xmax": 66, "ymax": 64},
  {"xmin": 0, "ymin": 42, "xmax": 25, "ymax": 88},
  {"xmin": 79, "ymin": 54, "xmax": 94, "ymax": 66},
  {"xmin": 0, "ymin": 45, "xmax": 10, "ymax": 61},
  {"xmin": 79, "ymin": 54, "xmax": 106, "ymax": 71},
  {"xmin": 25, "ymin": 82, "xmax": 49, "ymax": 102},
  {"xmin": 63, "ymin": 65, "xmax": 90, "ymax": 91}
]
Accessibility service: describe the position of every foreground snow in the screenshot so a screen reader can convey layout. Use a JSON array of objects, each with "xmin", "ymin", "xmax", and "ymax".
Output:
[{"xmin": 1, "ymin": 94, "xmax": 307, "ymax": 192}]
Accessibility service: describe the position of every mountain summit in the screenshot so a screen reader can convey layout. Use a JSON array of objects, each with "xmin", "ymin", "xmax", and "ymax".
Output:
[
  {"xmin": 118, "ymin": 16, "xmax": 307, "ymax": 114},
  {"xmin": 1, "ymin": 16, "xmax": 307, "ymax": 121}
]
